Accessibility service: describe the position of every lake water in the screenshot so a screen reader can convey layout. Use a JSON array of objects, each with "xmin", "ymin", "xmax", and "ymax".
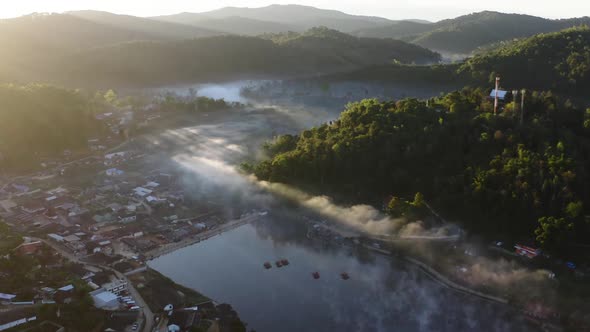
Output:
[
  {"xmin": 149, "ymin": 217, "xmax": 536, "ymax": 332},
  {"xmin": 147, "ymin": 81, "xmax": 537, "ymax": 332}
]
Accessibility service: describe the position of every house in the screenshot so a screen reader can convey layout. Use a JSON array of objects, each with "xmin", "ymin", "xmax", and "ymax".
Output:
[
  {"xmin": 21, "ymin": 201, "xmax": 46, "ymax": 214},
  {"xmin": 168, "ymin": 309, "xmax": 199, "ymax": 332},
  {"xmin": 145, "ymin": 182, "xmax": 160, "ymax": 188},
  {"xmin": 133, "ymin": 187, "xmax": 152, "ymax": 197},
  {"xmin": 106, "ymin": 168, "xmax": 124, "ymax": 177},
  {"xmin": 0, "ymin": 308, "xmax": 36, "ymax": 331},
  {"xmin": 14, "ymin": 241, "xmax": 43, "ymax": 256},
  {"xmin": 47, "ymin": 234, "xmax": 65, "ymax": 242},
  {"xmin": 119, "ymin": 216, "xmax": 137, "ymax": 223},
  {"xmin": 102, "ymin": 280, "xmax": 127, "ymax": 295},
  {"xmin": 63, "ymin": 234, "xmax": 81, "ymax": 243},
  {"xmin": 0, "ymin": 200, "xmax": 17, "ymax": 213},
  {"xmin": 0, "ymin": 293, "xmax": 16, "ymax": 305},
  {"xmin": 90, "ymin": 289, "xmax": 119, "ymax": 309}
]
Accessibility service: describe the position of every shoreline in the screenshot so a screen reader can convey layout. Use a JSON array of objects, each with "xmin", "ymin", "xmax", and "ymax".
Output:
[{"xmin": 145, "ymin": 213, "xmax": 261, "ymax": 260}]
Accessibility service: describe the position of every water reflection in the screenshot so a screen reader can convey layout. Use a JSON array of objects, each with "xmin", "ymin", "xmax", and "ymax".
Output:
[{"xmin": 149, "ymin": 215, "xmax": 535, "ymax": 332}]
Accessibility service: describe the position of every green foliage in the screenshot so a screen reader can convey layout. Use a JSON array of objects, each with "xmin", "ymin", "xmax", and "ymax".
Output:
[
  {"xmin": 354, "ymin": 11, "xmax": 590, "ymax": 54},
  {"xmin": 103, "ymin": 89, "xmax": 118, "ymax": 104},
  {"xmin": 334, "ymin": 26, "xmax": 590, "ymax": 97},
  {"xmin": 535, "ymin": 216, "xmax": 574, "ymax": 251},
  {"xmin": 0, "ymin": 84, "xmax": 106, "ymax": 170},
  {"xmin": 253, "ymin": 88, "xmax": 590, "ymax": 252},
  {"xmin": 459, "ymin": 26, "xmax": 590, "ymax": 94},
  {"xmin": 159, "ymin": 94, "xmax": 241, "ymax": 112},
  {"xmin": 0, "ymin": 23, "xmax": 440, "ymax": 85}
]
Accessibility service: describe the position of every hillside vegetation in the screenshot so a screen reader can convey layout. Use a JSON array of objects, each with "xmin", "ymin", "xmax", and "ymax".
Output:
[
  {"xmin": 249, "ymin": 88, "xmax": 590, "ymax": 254},
  {"xmin": 354, "ymin": 11, "xmax": 590, "ymax": 54},
  {"xmin": 332, "ymin": 27, "xmax": 590, "ymax": 95},
  {"xmin": 459, "ymin": 26, "xmax": 590, "ymax": 93},
  {"xmin": 153, "ymin": 4, "xmax": 393, "ymax": 33},
  {"xmin": 0, "ymin": 84, "xmax": 105, "ymax": 170},
  {"xmin": 0, "ymin": 22, "xmax": 440, "ymax": 86}
]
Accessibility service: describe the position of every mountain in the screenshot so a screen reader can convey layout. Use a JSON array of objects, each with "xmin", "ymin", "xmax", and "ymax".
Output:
[
  {"xmin": 0, "ymin": 13, "xmax": 160, "ymax": 81},
  {"xmin": 189, "ymin": 16, "xmax": 298, "ymax": 35},
  {"xmin": 458, "ymin": 26, "xmax": 590, "ymax": 93},
  {"xmin": 352, "ymin": 21, "xmax": 433, "ymax": 39},
  {"xmin": 45, "ymin": 28, "xmax": 439, "ymax": 86},
  {"xmin": 67, "ymin": 10, "xmax": 222, "ymax": 39},
  {"xmin": 332, "ymin": 26, "xmax": 590, "ymax": 95},
  {"xmin": 152, "ymin": 4, "xmax": 394, "ymax": 33},
  {"xmin": 413, "ymin": 11, "xmax": 590, "ymax": 54},
  {"xmin": 353, "ymin": 11, "xmax": 590, "ymax": 54}
]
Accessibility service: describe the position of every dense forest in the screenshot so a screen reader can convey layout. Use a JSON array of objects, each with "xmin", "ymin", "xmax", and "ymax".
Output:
[
  {"xmin": 0, "ymin": 14, "xmax": 439, "ymax": 86},
  {"xmin": 59, "ymin": 28, "xmax": 439, "ymax": 86},
  {"xmin": 353, "ymin": 11, "xmax": 590, "ymax": 55},
  {"xmin": 0, "ymin": 84, "xmax": 105, "ymax": 170},
  {"xmin": 331, "ymin": 27, "xmax": 590, "ymax": 95},
  {"xmin": 248, "ymin": 88, "xmax": 590, "ymax": 254}
]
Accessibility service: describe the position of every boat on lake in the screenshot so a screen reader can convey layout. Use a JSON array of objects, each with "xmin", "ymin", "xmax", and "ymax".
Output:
[
  {"xmin": 312, "ymin": 271, "xmax": 320, "ymax": 279},
  {"xmin": 263, "ymin": 262, "xmax": 272, "ymax": 269}
]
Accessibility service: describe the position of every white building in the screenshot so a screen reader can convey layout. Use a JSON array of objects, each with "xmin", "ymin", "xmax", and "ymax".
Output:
[
  {"xmin": 48, "ymin": 234, "xmax": 64, "ymax": 242},
  {"xmin": 90, "ymin": 289, "xmax": 119, "ymax": 309},
  {"xmin": 103, "ymin": 280, "xmax": 127, "ymax": 295}
]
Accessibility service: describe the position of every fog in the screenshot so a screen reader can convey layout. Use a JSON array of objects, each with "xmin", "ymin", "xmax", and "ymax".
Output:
[{"xmin": 139, "ymin": 81, "xmax": 552, "ymax": 331}]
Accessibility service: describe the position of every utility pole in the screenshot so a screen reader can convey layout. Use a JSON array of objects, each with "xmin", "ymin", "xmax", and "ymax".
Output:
[
  {"xmin": 494, "ymin": 77, "xmax": 500, "ymax": 115},
  {"xmin": 512, "ymin": 90, "xmax": 519, "ymax": 117},
  {"xmin": 520, "ymin": 89, "xmax": 526, "ymax": 125}
]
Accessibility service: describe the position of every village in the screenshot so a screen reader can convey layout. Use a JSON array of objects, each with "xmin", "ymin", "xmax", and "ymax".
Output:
[{"xmin": 0, "ymin": 103, "xmax": 256, "ymax": 332}]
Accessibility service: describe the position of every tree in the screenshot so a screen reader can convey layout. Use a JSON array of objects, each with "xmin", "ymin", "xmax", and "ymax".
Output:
[
  {"xmin": 104, "ymin": 89, "xmax": 118, "ymax": 105},
  {"xmin": 535, "ymin": 216, "xmax": 574, "ymax": 250}
]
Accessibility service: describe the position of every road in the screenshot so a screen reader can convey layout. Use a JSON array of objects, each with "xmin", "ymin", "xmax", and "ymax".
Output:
[{"xmin": 36, "ymin": 238, "xmax": 156, "ymax": 332}]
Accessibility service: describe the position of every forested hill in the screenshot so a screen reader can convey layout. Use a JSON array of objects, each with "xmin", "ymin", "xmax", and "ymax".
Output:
[
  {"xmin": 153, "ymin": 4, "xmax": 394, "ymax": 33},
  {"xmin": 353, "ymin": 11, "xmax": 590, "ymax": 55},
  {"xmin": 330, "ymin": 27, "xmax": 590, "ymax": 95},
  {"xmin": 0, "ymin": 85, "xmax": 106, "ymax": 170},
  {"xmin": 458, "ymin": 26, "xmax": 590, "ymax": 94},
  {"xmin": 1, "ymin": 26, "xmax": 439, "ymax": 86},
  {"xmin": 249, "ymin": 89, "xmax": 590, "ymax": 254}
]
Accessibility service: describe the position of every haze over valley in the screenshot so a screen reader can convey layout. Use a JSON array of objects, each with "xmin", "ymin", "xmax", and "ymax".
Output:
[{"xmin": 0, "ymin": 2, "xmax": 589, "ymax": 332}]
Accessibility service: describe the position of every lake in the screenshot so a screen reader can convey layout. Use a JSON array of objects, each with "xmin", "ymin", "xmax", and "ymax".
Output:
[{"xmin": 149, "ymin": 216, "xmax": 536, "ymax": 332}]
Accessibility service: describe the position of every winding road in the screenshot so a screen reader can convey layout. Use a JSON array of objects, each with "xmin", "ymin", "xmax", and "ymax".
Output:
[{"xmin": 35, "ymin": 238, "xmax": 156, "ymax": 332}]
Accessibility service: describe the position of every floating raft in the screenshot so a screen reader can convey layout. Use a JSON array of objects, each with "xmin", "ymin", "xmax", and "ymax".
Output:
[
  {"xmin": 340, "ymin": 272, "xmax": 350, "ymax": 280},
  {"xmin": 263, "ymin": 262, "xmax": 272, "ymax": 269},
  {"xmin": 312, "ymin": 271, "xmax": 320, "ymax": 279}
]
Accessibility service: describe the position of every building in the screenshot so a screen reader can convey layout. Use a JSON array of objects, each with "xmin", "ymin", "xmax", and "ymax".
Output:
[
  {"xmin": 14, "ymin": 241, "xmax": 43, "ymax": 256},
  {"xmin": 90, "ymin": 289, "xmax": 119, "ymax": 309},
  {"xmin": 0, "ymin": 200, "xmax": 17, "ymax": 213},
  {"xmin": 168, "ymin": 309, "xmax": 199, "ymax": 332},
  {"xmin": 47, "ymin": 234, "xmax": 65, "ymax": 242},
  {"xmin": 133, "ymin": 187, "xmax": 152, "ymax": 197},
  {"xmin": 106, "ymin": 168, "xmax": 124, "ymax": 177},
  {"xmin": 103, "ymin": 280, "xmax": 127, "ymax": 295},
  {"xmin": 0, "ymin": 293, "xmax": 16, "ymax": 305},
  {"xmin": 0, "ymin": 308, "xmax": 36, "ymax": 331}
]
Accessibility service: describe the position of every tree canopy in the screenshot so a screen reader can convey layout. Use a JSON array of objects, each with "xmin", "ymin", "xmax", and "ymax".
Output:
[
  {"xmin": 251, "ymin": 88, "xmax": 590, "ymax": 254},
  {"xmin": 0, "ymin": 84, "xmax": 105, "ymax": 170}
]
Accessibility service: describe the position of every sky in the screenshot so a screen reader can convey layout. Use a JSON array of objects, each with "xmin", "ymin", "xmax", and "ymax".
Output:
[{"xmin": 0, "ymin": 0, "xmax": 589, "ymax": 21}]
